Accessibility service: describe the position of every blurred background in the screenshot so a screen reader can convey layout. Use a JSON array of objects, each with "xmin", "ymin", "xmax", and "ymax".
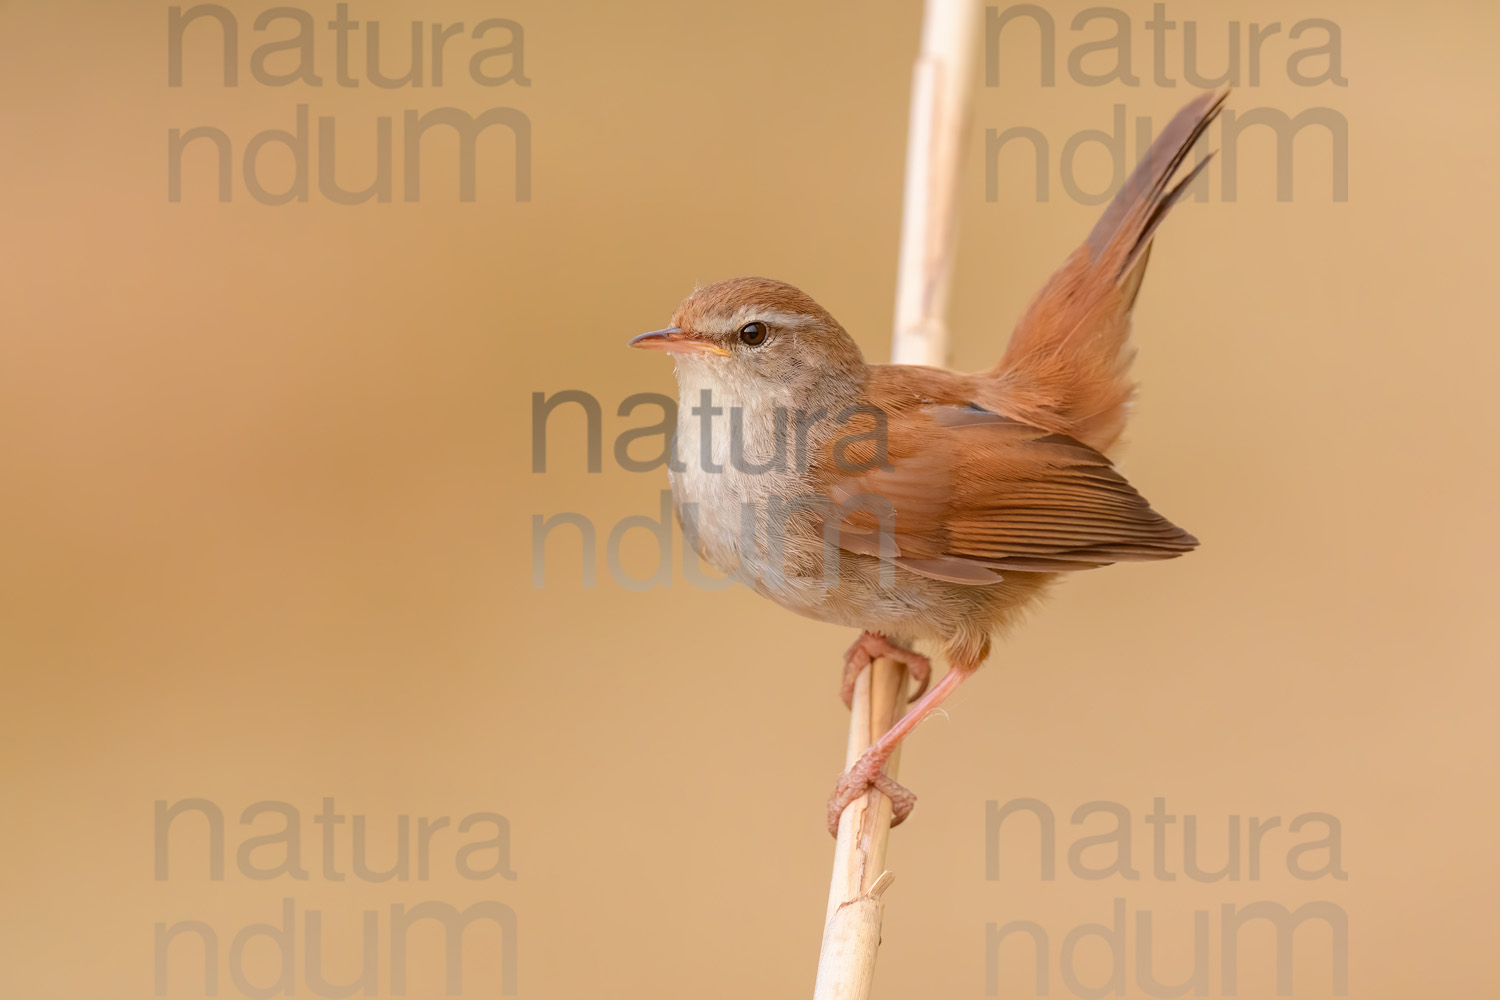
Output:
[{"xmin": 1, "ymin": 0, "xmax": 1495, "ymax": 997}]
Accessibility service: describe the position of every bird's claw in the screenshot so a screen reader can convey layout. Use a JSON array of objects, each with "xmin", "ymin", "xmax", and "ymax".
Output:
[
  {"xmin": 841, "ymin": 632, "xmax": 933, "ymax": 707},
  {"xmin": 826, "ymin": 746, "xmax": 917, "ymax": 836}
]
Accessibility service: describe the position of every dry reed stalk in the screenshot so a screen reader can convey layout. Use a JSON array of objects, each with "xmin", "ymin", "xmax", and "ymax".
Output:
[{"xmin": 812, "ymin": 0, "xmax": 981, "ymax": 996}]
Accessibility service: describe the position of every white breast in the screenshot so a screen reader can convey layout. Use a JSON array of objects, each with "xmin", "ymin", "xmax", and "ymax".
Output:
[{"xmin": 668, "ymin": 362, "xmax": 805, "ymax": 579}]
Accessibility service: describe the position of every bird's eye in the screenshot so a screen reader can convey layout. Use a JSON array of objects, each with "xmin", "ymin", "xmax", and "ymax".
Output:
[{"xmin": 739, "ymin": 321, "xmax": 769, "ymax": 346}]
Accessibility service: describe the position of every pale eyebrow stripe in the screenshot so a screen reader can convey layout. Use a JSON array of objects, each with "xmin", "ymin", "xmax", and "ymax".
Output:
[{"xmin": 730, "ymin": 307, "xmax": 818, "ymax": 329}]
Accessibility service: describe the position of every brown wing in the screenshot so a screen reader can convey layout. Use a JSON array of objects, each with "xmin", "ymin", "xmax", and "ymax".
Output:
[{"xmin": 826, "ymin": 403, "xmax": 1197, "ymax": 585}]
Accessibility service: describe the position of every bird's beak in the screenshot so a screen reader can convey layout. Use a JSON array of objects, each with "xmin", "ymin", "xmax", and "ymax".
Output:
[{"xmin": 628, "ymin": 327, "xmax": 730, "ymax": 357}]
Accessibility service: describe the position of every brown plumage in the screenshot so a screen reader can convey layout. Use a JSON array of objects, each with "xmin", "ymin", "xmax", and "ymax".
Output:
[
  {"xmin": 992, "ymin": 87, "xmax": 1224, "ymax": 451},
  {"xmin": 630, "ymin": 89, "xmax": 1226, "ymax": 834}
]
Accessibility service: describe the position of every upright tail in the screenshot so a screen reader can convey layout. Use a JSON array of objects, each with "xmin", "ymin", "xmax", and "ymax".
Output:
[{"xmin": 987, "ymin": 88, "xmax": 1228, "ymax": 453}]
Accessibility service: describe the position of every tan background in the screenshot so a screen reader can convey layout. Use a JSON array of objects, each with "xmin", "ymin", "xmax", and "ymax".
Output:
[{"xmin": 1, "ymin": 0, "xmax": 1495, "ymax": 997}]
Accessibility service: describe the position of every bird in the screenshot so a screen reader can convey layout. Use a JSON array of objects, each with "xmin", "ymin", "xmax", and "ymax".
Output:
[{"xmin": 629, "ymin": 89, "xmax": 1224, "ymax": 835}]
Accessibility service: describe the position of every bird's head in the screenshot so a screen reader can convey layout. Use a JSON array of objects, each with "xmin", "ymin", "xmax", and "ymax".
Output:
[{"xmin": 630, "ymin": 277, "xmax": 866, "ymax": 404}]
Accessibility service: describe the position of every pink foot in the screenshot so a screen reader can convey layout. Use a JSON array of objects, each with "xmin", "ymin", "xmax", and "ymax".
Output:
[
  {"xmin": 827, "ymin": 746, "xmax": 916, "ymax": 834},
  {"xmin": 841, "ymin": 632, "xmax": 933, "ymax": 708},
  {"xmin": 826, "ymin": 665, "xmax": 974, "ymax": 837}
]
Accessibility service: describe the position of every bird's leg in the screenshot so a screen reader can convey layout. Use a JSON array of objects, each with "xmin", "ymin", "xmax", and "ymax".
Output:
[
  {"xmin": 841, "ymin": 631, "xmax": 933, "ymax": 708},
  {"xmin": 826, "ymin": 665, "xmax": 973, "ymax": 835}
]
